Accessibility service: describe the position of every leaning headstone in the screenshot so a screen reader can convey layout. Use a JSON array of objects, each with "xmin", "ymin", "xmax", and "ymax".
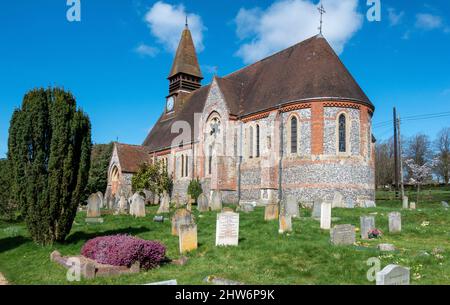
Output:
[
  {"xmin": 210, "ymin": 190, "xmax": 223, "ymax": 211},
  {"xmin": 278, "ymin": 213, "xmax": 292, "ymax": 234},
  {"xmin": 197, "ymin": 193, "xmax": 209, "ymax": 212},
  {"xmin": 216, "ymin": 211, "xmax": 239, "ymax": 246},
  {"xmin": 118, "ymin": 195, "xmax": 128, "ymax": 214},
  {"xmin": 332, "ymin": 192, "xmax": 344, "ymax": 208},
  {"xmin": 360, "ymin": 216, "xmax": 375, "ymax": 239},
  {"xmin": 264, "ymin": 203, "xmax": 279, "ymax": 221},
  {"xmin": 131, "ymin": 194, "xmax": 146, "ymax": 217},
  {"xmin": 410, "ymin": 202, "xmax": 416, "ymax": 210},
  {"xmin": 388, "ymin": 212, "xmax": 401, "ymax": 233},
  {"xmin": 402, "ymin": 196, "xmax": 409, "ymax": 209},
  {"xmin": 376, "ymin": 264, "xmax": 410, "ymax": 285},
  {"xmin": 330, "ymin": 224, "xmax": 355, "ymax": 245},
  {"xmin": 87, "ymin": 193, "xmax": 101, "ymax": 218},
  {"xmin": 171, "ymin": 209, "xmax": 194, "ymax": 236},
  {"xmin": 320, "ymin": 202, "xmax": 331, "ymax": 229},
  {"xmin": 284, "ymin": 195, "xmax": 300, "ymax": 218},
  {"xmin": 441, "ymin": 201, "xmax": 449, "ymax": 208},
  {"xmin": 179, "ymin": 224, "xmax": 198, "ymax": 254},
  {"xmin": 96, "ymin": 192, "xmax": 104, "ymax": 209},
  {"xmin": 312, "ymin": 200, "xmax": 322, "ymax": 218},
  {"xmin": 157, "ymin": 192, "xmax": 170, "ymax": 214}
]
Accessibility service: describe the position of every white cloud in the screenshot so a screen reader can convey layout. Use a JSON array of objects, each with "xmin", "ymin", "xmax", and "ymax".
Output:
[
  {"xmin": 234, "ymin": 0, "xmax": 363, "ymax": 64},
  {"xmin": 144, "ymin": 1, "xmax": 206, "ymax": 53},
  {"xmin": 415, "ymin": 13, "xmax": 443, "ymax": 30},
  {"xmin": 387, "ymin": 8, "xmax": 404, "ymax": 26},
  {"xmin": 134, "ymin": 44, "xmax": 159, "ymax": 57}
]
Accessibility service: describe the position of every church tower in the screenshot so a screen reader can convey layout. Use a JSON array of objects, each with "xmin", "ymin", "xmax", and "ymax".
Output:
[{"xmin": 165, "ymin": 21, "xmax": 203, "ymax": 114}]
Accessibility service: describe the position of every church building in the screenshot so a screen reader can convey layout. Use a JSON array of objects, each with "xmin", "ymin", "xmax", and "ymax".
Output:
[{"xmin": 106, "ymin": 24, "xmax": 376, "ymax": 206}]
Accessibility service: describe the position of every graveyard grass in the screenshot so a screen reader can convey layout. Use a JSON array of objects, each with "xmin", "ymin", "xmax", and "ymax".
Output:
[{"xmin": 0, "ymin": 188, "xmax": 449, "ymax": 285}]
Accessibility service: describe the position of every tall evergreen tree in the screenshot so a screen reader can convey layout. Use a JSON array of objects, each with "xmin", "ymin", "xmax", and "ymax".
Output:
[
  {"xmin": 8, "ymin": 88, "xmax": 91, "ymax": 245},
  {"xmin": 85, "ymin": 142, "xmax": 113, "ymax": 198}
]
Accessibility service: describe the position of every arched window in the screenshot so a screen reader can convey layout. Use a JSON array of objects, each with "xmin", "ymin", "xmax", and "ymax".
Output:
[
  {"xmin": 256, "ymin": 124, "xmax": 260, "ymax": 157},
  {"xmin": 181, "ymin": 155, "xmax": 184, "ymax": 177},
  {"xmin": 338, "ymin": 114, "xmax": 347, "ymax": 153},
  {"xmin": 290, "ymin": 116, "xmax": 298, "ymax": 154},
  {"xmin": 208, "ymin": 145, "xmax": 212, "ymax": 175},
  {"xmin": 249, "ymin": 126, "xmax": 254, "ymax": 158}
]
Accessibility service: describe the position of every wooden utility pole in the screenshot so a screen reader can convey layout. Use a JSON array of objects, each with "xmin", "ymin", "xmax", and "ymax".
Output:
[
  {"xmin": 393, "ymin": 107, "xmax": 399, "ymax": 197},
  {"xmin": 397, "ymin": 114, "xmax": 405, "ymax": 200}
]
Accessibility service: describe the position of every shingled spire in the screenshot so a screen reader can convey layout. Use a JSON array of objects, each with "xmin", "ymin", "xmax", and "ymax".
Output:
[{"xmin": 168, "ymin": 23, "xmax": 203, "ymax": 95}]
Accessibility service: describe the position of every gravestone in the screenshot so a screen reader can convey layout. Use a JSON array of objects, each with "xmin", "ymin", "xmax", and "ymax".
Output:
[
  {"xmin": 145, "ymin": 279, "xmax": 178, "ymax": 285},
  {"xmin": 87, "ymin": 193, "xmax": 101, "ymax": 218},
  {"xmin": 240, "ymin": 202, "xmax": 255, "ymax": 213},
  {"xmin": 388, "ymin": 212, "xmax": 401, "ymax": 233},
  {"xmin": 171, "ymin": 209, "xmax": 195, "ymax": 236},
  {"xmin": 179, "ymin": 224, "xmax": 198, "ymax": 254},
  {"xmin": 278, "ymin": 213, "xmax": 292, "ymax": 234},
  {"xmin": 410, "ymin": 202, "xmax": 416, "ymax": 210},
  {"xmin": 210, "ymin": 190, "xmax": 223, "ymax": 211},
  {"xmin": 312, "ymin": 200, "xmax": 322, "ymax": 218},
  {"xmin": 284, "ymin": 195, "xmax": 300, "ymax": 218},
  {"xmin": 441, "ymin": 201, "xmax": 449, "ymax": 208},
  {"xmin": 360, "ymin": 216, "xmax": 375, "ymax": 239},
  {"xmin": 320, "ymin": 202, "xmax": 331, "ymax": 229},
  {"xmin": 96, "ymin": 191, "xmax": 104, "ymax": 209},
  {"xmin": 153, "ymin": 193, "xmax": 160, "ymax": 205},
  {"xmin": 363, "ymin": 200, "xmax": 376, "ymax": 208},
  {"xmin": 142, "ymin": 190, "xmax": 153, "ymax": 205},
  {"xmin": 378, "ymin": 243, "xmax": 396, "ymax": 252},
  {"xmin": 131, "ymin": 194, "xmax": 146, "ymax": 218},
  {"xmin": 345, "ymin": 199, "xmax": 355, "ymax": 209},
  {"xmin": 157, "ymin": 192, "xmax": 170, "ymax": 214},
  {"xmin": 402, "ymin": 196, "xmax": 409, "ymax": 209},
  {"xmin": 118, "ymin": 195, "xmax": 128, "ymax": 214},
  {"xmin": 330, "ymin": 224, "xmax": 355, "ymax": 245},
  {"xmin": 332, "ymin": 192, "xmax": 344, "ymax": 208},
  {"xmin": 215, "ymin": 211, "xmax": 239, "ymax": 246},
  {"xmin": 376, "ymin": 264, "xmax": 410, "ymax": 285},
  {"xmin": 153, "ymin": 216, "xmax": 164, "ymax": 222},
  {"xmin": 264, "ymin": 203, "xmax": 279, "ymax": 221},
  {"xmin": 197, "ymin": 193, "xmax": 209, "ymax": 212}
]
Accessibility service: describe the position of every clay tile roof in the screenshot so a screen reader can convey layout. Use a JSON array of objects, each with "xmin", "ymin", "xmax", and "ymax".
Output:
[
  {"xmin": 115, "ymin": 143, "xmax": 152, "ymax": 173},
  {"xmin": 168, "ymin": 27, "xmax": 203, "ymax": 79}
]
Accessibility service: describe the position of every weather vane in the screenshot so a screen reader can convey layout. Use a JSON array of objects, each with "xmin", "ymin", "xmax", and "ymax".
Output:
[{"xmin": 317, "ymin": 2, "xmax": 326, "ymax": 34}]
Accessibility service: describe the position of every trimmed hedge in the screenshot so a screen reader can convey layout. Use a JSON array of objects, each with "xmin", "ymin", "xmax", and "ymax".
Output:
[{"xmin": 81, "ymin": 235, "xmax": 166, "ymax": 270}]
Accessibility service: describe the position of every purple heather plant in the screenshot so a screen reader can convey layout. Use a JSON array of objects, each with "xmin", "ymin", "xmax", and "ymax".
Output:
[
  {"xmin": 81, "ymin": 234, "xmax": 166, "ymax": 270},
  {"xmin": 368, "ymin": 228, "xmax": 383, "ymax": 239}
]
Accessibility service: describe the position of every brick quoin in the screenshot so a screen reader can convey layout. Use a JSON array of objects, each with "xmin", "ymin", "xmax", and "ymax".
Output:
[{"xmin": 311, "ymin": 102, "xmax": 324, "ymax": 155}]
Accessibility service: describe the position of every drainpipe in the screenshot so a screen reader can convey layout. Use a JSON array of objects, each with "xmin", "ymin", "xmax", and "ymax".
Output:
[
  {"xmin": 237, "ymin": 120, "xmax": 243, "ymax": 203},
  {"xmin": 278, "ymin": 107, "xmax": 284, "ymax": 201}
]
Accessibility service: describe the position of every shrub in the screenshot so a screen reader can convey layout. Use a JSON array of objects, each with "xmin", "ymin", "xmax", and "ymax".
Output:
[
  {"xmin": 368, "ymin": 228, "xmax": 383, "ymax": 239},
  {"xmin": 187, "ymin": 178, "xmax": 203, "ymax": 202},
  {"xmin": 132, "ymin": 161, "xmax": 173, "ymax": 196},
  {"xmin": 81, "ymin": 234, "xmax": 166, "ymax": 270}
]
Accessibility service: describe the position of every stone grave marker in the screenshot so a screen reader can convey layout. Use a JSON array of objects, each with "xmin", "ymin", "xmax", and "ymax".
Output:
[
  {"xmin": 96, "ymin": 191, "xmax": 104, "ymax": 209},
  {"xmin": 360, "ymin": 216, "xmax": 375, "ymax": 239},
  {"xmin": 378, "ymin": 243, "xmax": 396, "ymax": 252},
  {"xmin": 118, "ymin": 195, "xmax": 128, "ymax": 214},
  {"xmin": 312, "ymin": 200, "xmax": 322, "ymax": 218},
  {"xmin": 145, "ymin": 279, "xmax": 178, "ymax": 285},
  {"xmin": 410, "ymin": 202, "xmax": 416, "ymax": 210},
  {"xmin": 210, "ymin": 190, "xmax": 223, "ymax": 211},
  {"xmin": 179, "ymin": 224, "xmax": 198, "ymax": 254},
  {"xmin": 441, "ymin": 201, "xmax": 449, "ymax": 208},
  {"xmin": 197, "ymin": 193, "xmax": 209, "ymax": 212},
  {"xmin": 264, "ymin": 203, "xmax": 279, "ymax": 221},
  {"xmin": 376, "ymin": 264, "xmax": 410, "ymax": 285},
  {"xmin": 131, "ymin": 194, "xmax": 146, "ymax": 218},
  {"xmin": 284, "ymin": 195, "xmax": 300, "ymax": 218},
  {"xmin": 345, "ymin": 199, "xmax": 355, "ymax": 209},
  {"xmin": 388, "ymin": 212, "xmax": 401, "ymax": 233},
  {"xmin": 278, "ymin": 213, "xmax": 292, "ymax": 234},
  {"xmin": 320, "ymin": 202, "xmax": 331, "ymax": 229},
  {"xmin": 87, "ymin": 193, "xmax": 101, "ymax": 218},
  {"xmin": 216, "ymin": 211, "xmax": 239, "ymax": 246},
  {"xmin": 330, "ymin": 224, "xmax": 355, "ymax": 245},
  {"xmin": 402, "ymin": 196, "xmax": 409, "ymax": 209},
  {"xmin": 171, "ymin": 209, "xmax": 194, "ymax": 236},
  {"xmin": 332, "ymin": 192, "xmax": 344, "ymax": 208},
  {"xmin": 240, "ymin": 202, "xmax": 255, "ymax": 213},
  {"xmin": 363, "ymin": 200, "xmax": 376, "ymax": 208},
  {"xmin": 157, "ymin": 192, "xmax": 170, "ymax": 214}
]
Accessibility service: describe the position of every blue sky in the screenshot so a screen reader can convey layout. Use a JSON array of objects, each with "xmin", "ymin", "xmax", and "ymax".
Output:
[{"xmin": 0, "ymin": 0, "xmax": 449, "ymax": 158}]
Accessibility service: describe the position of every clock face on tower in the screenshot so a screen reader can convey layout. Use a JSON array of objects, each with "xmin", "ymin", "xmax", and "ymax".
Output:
[{"xmin": 166, "ymin": 96, "xmax": 174, "ymax": 112}]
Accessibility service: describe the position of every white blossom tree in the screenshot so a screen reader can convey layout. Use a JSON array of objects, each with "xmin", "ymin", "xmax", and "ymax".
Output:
[{"xmin": 404, "ymin": 158, "xmax": 437, "ymax": 204}]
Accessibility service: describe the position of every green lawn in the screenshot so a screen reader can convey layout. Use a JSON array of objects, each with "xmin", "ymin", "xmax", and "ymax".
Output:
[{"xmin": 0, "ymin": 189, "xmax": 449, "ymax": 285}]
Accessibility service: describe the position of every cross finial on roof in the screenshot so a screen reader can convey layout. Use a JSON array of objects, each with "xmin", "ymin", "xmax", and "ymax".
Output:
[
  {"xmin": 185, "ymin": 15, "xmax": 188, "ymax": 28},
  {"xmin": 317, "ymin": 2, "xmax": 326, "ymax": 34}
]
